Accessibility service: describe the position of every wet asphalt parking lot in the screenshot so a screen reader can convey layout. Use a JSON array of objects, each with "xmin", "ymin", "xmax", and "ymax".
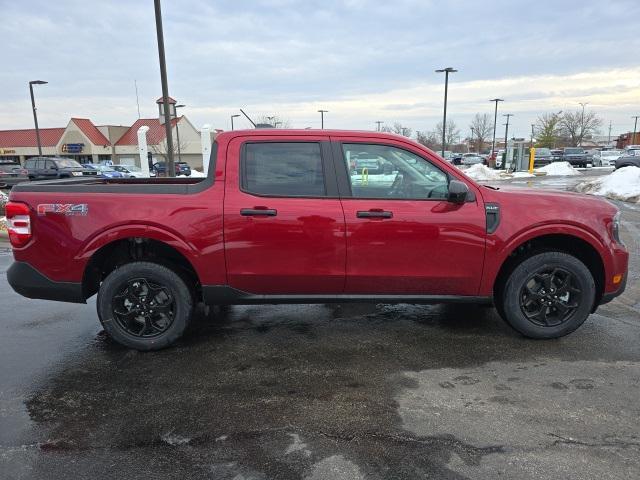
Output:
[{"xmin": 1, "ymin": 169, "xmax": 639, "ymax": 479}]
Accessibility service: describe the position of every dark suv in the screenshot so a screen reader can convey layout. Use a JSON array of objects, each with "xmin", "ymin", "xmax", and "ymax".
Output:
[
  {"xmin": 153, "ymin": 161, "xmax": 192, "ymax": 177},
  {"xmin": 562, "ymin": 148, "xmax": 589, "ymax": 168},
  {"xmin": 25, "ymin": 157, "xmax": 97, "ymax": 181},
  {"xmin": 614, "ymin": 149, "xmax": 640, "ymax": 170}
]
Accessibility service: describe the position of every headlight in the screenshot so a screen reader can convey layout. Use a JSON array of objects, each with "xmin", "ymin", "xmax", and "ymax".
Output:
[{"xmin": 612, "ymin": 212, "xmax": 623, "ymax": 245}]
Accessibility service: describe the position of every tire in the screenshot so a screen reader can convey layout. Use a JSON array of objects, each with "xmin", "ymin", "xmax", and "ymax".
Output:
[
  {"xmin": 97, "ymin": 261, "xmax": 194, "ymax": 350},
  {"xmin": 500, "ymin": 252, "xmax": 595, "ymax": 339}
]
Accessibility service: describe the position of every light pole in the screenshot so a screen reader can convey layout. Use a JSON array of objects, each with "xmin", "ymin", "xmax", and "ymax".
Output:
[
  {"xmin": 490, "ymin": 98, "xmax": 504, "ymax": 166},
  {"xmin": 470, "ymin": 127, "xmax": 475, "ymax": 153},
  {"xmin": 375, "ymin": 120, "xmax": 383, "ymax": 132},
  {"xmin": 174, "ymin": 104, "xmax": 185, "ymax": 163},
  {"xmin": 154, "ymin": 0, "xmax": 175, "ymax": 176},
  {"xmin": 436, "ymin": 67, "xmax": 457, "ymax": 157},
  {"xmin": 230, "ymin": 114, "xmax": 240, "ymax": 131},
  {"xmin": 318, "ymin": 110, "xmax": 328, "ymax": 129},
  {"xmin": 530, "ymin": 124, "xmax": 535, "ymax": 147},
  {"xmin": 503, "ymin": 114, "xmax": 513, "ymax": 167},
  {"xmin": 632, "ymin": 115, "xmax": 639, "ymax": 146},
  {"xmin": 29, "ymin": 80, "xmax": 47, "ymax": 156}
]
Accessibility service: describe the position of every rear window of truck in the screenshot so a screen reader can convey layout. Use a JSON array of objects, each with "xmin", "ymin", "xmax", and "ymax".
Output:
[{"xmin": 241, "ymin": 142, "xmax": 326, "ymax": 197}]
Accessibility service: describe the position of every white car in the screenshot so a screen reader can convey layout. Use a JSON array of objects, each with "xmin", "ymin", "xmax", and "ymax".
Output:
[
  {"xmin": 113, "ymin": 164, "xmax": 155, "ymax": 178},
  {"xmin": 598, "ymin": 150, "xmax": 623, "ymax": 167},
  {"xmin": 461, "ymin": 153, "xmax": 484, "ymax": 165}
]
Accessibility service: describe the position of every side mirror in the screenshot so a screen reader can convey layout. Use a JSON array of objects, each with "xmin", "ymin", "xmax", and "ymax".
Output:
[
  {"xmin": 448, "ymin": 180, "xmax": 469, "ymax": 204},
  {"xmin": 50, "ymin": 165, "xmax": 58, "ymax": 170}
]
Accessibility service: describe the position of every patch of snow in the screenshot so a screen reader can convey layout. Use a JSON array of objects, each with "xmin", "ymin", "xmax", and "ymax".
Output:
[
  {"xmin": 0, "ymin": 216, "xmax": 6, "ymax": 233},
  {"xmin": 161, "ymin": 432, "xmax": 191, "ymax": 446},
  {"xmin": 511, "ymin": 171, "xmax": 535, "ymax": 178},
  {"xmin": 535, "ymin": 161, "xmax": 580, "ymax": 176},
  {"xmin": 215, "ymin": 435, "xmax": 228, "ymax": 442},
  {"xmin": 190, "ymin": 169, "xmax": 206, "ymax": 178},
  {"xmin": 574, "ymin": 166, "xmax": 640, "ymax": 203},
  {"xmin": 460, "ymin": 164, "xmax": 503, "ymax": 181}
]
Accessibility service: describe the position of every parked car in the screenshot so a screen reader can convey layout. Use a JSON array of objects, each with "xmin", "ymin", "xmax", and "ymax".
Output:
[
  {"xmin": 153, "ymin": 161, "xmax": 192, "ymax": 177},
  {"xmin": 0, "ymin": 161, "xmax": 29, "ymax": 188},
  {"xmin": 461, "ymin": 153, "xmax": 484, "ymax": 165},
  {"xmin": 82, "ymin": 164, "xmax": 126, "ymax": 179},
  {"xmin": 350, "ymin": 153, "xmax": 384, "ymax": 174},
  {"xmin": 550, "ymin": 149, "xmax": 564, "ymax": 162},
  {"xmin": 594, "ymin": 150, "xmax": 622, "ymax": 167},
  {"xmin": 533, "ymin": 148, "xmax": 553, "ymax": 167},
  {"xmin": 562, "ymin": 148, "xmax": 589, "ymax": 168},
  {"xmin": 614, "ymin": 149, "xmax": 640, "ymax": 169},
  {"xmin": 24, "ymin": 157, "xmax": 97, "ymax": 181},
  {"xmin": 112, "ymin": 164, "xmax": 152, "ymax": 178},
  {"xmin": 6, "ymin": 129, "xmax": 628, "ymax": 350}
]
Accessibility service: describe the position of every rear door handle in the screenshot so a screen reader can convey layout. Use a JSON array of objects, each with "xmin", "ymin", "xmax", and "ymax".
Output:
[
  {"xmin": 240, "ymin": 208, "xmax": 277, "ymax": 217},
  {"xmin": 357, "ymin": 210, "xmax": 393, "ymax": 219}
]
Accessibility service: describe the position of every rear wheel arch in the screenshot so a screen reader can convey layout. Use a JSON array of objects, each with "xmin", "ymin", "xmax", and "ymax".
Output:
[
  {"xmin": 82, "ymin": 237, "xmax": 201, "ymax": 302},
  {"xmin": 493, "ymin": 233, "xmax": 605, "ymax": 310}
]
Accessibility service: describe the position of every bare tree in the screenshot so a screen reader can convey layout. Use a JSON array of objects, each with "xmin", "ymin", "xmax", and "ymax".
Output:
[
  {"xmin": 534, "ymin": 111, "xmax": 563, "ymax": 148},
  {"xmin": 257, "ymin": 114, "xmax": 291, "ymax": 128},
  {"xmin": 435, "ymin": 119, "xmax": 460, "ymax": 149},
  {"xmin": 469, "ymin": 113, "xmax": 493, "ymax": 153},
  {"xmin": 558, "ymin": 109, "xmax": 602, "ymax": 147},
  {"xmin": 415, "ymin": 130, "xmax": 439, "ymax": 149},
  {"xmin": 151, "ymin": 136, "xmax": 189, "ymax": 162},
  {"xmin": 382, "ymin": 122, "xmax": 412, "ymax": 137}
]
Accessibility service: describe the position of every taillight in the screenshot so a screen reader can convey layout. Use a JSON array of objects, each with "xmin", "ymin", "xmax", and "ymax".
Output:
[{"xmin": 6, "ymin": 202, "xmax": 32, "ymax": 248}]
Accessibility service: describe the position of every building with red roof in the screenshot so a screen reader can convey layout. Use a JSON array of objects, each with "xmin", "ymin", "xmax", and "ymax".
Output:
[{"xmin": 0, "ymin": 98, "xmax": 210, "ymax": 169}]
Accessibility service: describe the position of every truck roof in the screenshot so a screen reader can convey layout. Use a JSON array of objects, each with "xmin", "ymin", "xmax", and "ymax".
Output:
[{"xmin": 215, "ymin": 129, "xmax": 415, "ymax": 142}]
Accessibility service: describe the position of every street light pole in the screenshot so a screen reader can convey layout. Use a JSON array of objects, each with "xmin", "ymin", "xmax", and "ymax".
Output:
[
  {"xmin": 436, "ymin": 67, "xmax": 457, "ymax": 157},
  {"xmin": 318, "ymin": 110, "xmax": 328, "ymax": 129},
  {"xmin": 375, "ymin": 120, "xmax": 383, "ymax": 132},
  {"xmin": 632, "ymin": 115, "xmax": 639, "ymax": 146},
  {"xmin": 231, "ymin": 114, "xmax": 240, "ymax": 131},
  {"xmin": 174, "ymin": 104, "xmax": 185, "ymax": 164},
  {"xmin": 578, "ymin": 102, "xmax": 588, "ymax": 146},
  {"xmin": 503, "ymin": 114, "xmax": 513, "ymax": 165},
  {"xmin": 530, "ymin": 124, "xmax": 535, "ymax": 147},
  {"xmin": 490, "ymin": 98, "xmax": 504, "ymax": 167},
  {"xmin": 29, "ymin": 80, "xmax": 48, "ymax": 156},
  {"xmin": 153, "ymin": 0, "xmax": 175, "ymax": 176}
]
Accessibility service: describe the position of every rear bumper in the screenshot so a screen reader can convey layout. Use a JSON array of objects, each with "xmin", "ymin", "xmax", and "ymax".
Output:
[{"xmin": 7, "ymin": 261, "xmax": 85, "ymax": 303}]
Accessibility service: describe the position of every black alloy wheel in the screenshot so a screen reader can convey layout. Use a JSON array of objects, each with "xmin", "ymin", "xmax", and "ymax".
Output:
[
  {"xmin": 112, "ymin": 278, "xmax": 175, "ymax": 338},
  {"xmin": 519, "ymin": 267, "xmax": 581, "ymax": 327}
]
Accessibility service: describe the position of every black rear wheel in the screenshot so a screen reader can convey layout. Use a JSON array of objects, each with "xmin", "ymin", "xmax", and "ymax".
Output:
[
  {"xmin": 500, "ymin": 252, "xmax": 595, "ymax": 338},
  {"xmin": 97, "ymin": 262, "xmax": 194, "ymax": 350}
]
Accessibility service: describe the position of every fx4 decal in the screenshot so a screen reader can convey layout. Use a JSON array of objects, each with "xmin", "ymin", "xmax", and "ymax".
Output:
[{"xmin": 37, "ymin": 204, "xmax": 89, "ymax": 216}]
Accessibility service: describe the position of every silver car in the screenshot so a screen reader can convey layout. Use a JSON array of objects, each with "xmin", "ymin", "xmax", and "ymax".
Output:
[{"xmin": 461, "ymin": 153, "xmax": 484, "ymax": 165}]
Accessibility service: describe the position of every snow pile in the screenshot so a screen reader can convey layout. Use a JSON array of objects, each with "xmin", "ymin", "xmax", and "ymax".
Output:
[
  {"xmin": 190, "ymin": 169, "xmax": 206, "ymax": 178},
  {"xmin": 461, "ymin": 164, "xmax": 503, "ymax": 181},
  {"xmin": 575, "ymin": 166, "xmax": 640, "ymax": 203},
  {"xmin": 535, "ymin": 162, "xmax": 580, "ymax": 176}
]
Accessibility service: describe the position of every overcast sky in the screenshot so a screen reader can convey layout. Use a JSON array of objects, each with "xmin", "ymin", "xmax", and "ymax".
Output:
[{"xmin": 1, "ymin": 0, "xmax": 639, "ymax": 138}]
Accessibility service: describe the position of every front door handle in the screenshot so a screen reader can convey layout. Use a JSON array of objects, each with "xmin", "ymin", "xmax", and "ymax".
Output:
[
  {"xmin": 241, "ymin": 208, "xmax": 277, "ymax": 217},
  {"xmin": 357, "ymin": 210, "xmax": 393, "ymax": 219}
]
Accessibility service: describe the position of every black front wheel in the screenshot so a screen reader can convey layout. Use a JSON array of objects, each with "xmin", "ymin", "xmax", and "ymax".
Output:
[
  {"xmin": 500, "ymin": 252, "xmax": 595, "ymax": 338},
  {"xmin": 97, "ymin": 262, "xmax": 194, "ymax": 350}
]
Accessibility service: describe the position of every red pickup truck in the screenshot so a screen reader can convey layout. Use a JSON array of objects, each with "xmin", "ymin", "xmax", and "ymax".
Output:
[{"xmin": 6, "ymin": 130, "xmax": 628, "ymax": 350}]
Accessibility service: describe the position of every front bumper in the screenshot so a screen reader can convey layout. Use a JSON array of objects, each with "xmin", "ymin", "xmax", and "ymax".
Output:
[
  {"xmin": 600, "ymin": 273, "xmax": 628, "ymax": 305},
  {"xmin": 7, "ymin": 261, "xmax": 85, "ymax": 303}
]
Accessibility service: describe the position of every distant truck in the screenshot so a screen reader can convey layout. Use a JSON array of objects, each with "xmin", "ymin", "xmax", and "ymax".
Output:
[
  {"xmin": 6, "ymin": 129, "xmax": 628, "ymax": 350},
  {"xmin": 562, "ymin": 148, "xmax": 590, "ymax": 168}
]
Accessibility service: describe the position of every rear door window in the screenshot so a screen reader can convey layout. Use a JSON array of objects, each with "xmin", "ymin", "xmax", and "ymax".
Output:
[{"xmin": 241, "ymin": 142, "xmax": 326, "ymax": 197}]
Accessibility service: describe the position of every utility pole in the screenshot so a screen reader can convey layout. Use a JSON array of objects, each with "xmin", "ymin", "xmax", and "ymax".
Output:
[
  {"xmin": 134, "ymin": 80, "xmax": 141, "ymax": 118},
  {"xmin": 375, "ymin": 120, "xmax": 383, "ymax": 132},
  {"xmin": 632, "ymin": 115, "xmax": 639, "ymax": 146},
  {"xmin": 608, "ymin": 121, "xmax": 612, "ymax": 146},
  {"xmin": 29, "ymin": 80, "xmax": 48, "ymax": 156},
  {"xmin": 470, "ymin": 127, "xmax": 475, "ymax": 153},
  {"xmin": 436, "ymin": 67, "xmax": 457, "ymax": 157},
  {"xmin": 318, "ymin": 110, "xmax": 328, "ymax": 129},
  {"xmin": 531, "ymin": 124, "xmax": 535, "ymax": 147},
  {"xmin": 490, "ymin": 98, "xmax": 504, "ymax": 160},
  {"xmin": 154, "ymin": 0, "xmax": 175, "ymax": 176}
]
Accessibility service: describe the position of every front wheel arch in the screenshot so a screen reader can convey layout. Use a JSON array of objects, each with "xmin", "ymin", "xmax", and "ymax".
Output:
[{"xmin": 493, "ymin": 234, "xmax": 605, "ymax": 313}]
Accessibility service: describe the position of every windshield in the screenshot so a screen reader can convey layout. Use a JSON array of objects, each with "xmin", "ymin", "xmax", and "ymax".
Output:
[
  {"xmin": 55, "ymin": 159, "xmax": 83, "ymax": 168},
  {"xmin": 564, "ymin": 148, "xmax": 583, "ymax": 154},
  {"xmin": 122, "ymin": 165, "xmax": 141, "ymax": 172},
  {"xmin": 535, "ymin": 148, "xmax": 551, "ymax": 155}
]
